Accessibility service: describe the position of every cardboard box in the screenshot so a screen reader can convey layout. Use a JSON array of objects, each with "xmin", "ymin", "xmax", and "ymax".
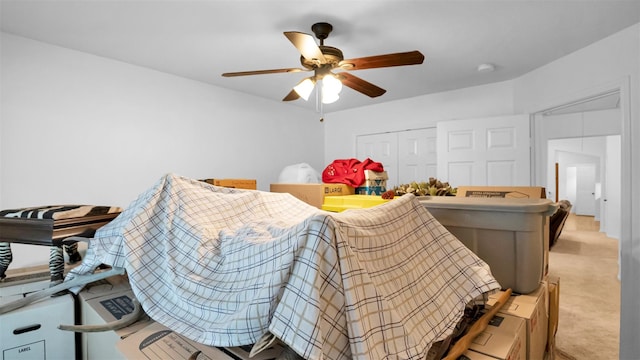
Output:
[
  {"xmin": 270, "ymin": 183, "xmax": 355, "ymax": 208},
  {"xmin": 361, "ymin": 179, "xmax": 388, "ymax": 187},
  {"xmin": 201, "ymin": 178, "xmax": 257, "ymax": 190},
  {"xmin": 117, "ymin": 322, "xmax": 287, "ymax": 360},
  {"xmin": 357, "ymin": 170, "xmax": 388, "ymax": 193},
  {"xmin": 486, "ymin": 282, "xmax": 549, "ymax": 360},
  {"xmin": 469, "ymin": 313, "xmax": 526, "ymax": 360},
  {"xmin": 545, "ymin": 343, "xmax": 555, "ymax": 360},
  {"xmin": 364, "ymin": 170, "xmax": 389, "ymax": 181},
  {"xmin": 547, "ymin": 276, "xmax": 560, "ymax": 356},
  {"xmin": 117, "ymin": 322, "xmax": 234, "ymax": 359},
  {"xmin": 460, "ymin": 349, "xmax": 508, "ymax": 360},
  {"xmin": 1, "ymin": 293, "xmax": 76, "ymax": 360},
  {"xmin": 222, "ymin": 343, "xmax": 288, "ymax": 360},
  {"xmin": 78, "ymin": 276, "xmax": 152, "ymax": 360},
  {"xmin": 457, "ymin": 186, "xmax": 546, "ymax": 199},
  {"xmin": 355, "ymin": 185, "xmax": 387, "ymax": 195}
]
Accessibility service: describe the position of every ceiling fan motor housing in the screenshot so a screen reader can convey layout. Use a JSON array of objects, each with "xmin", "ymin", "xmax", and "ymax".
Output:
[
  {"xmin": 311, "ymin": 22, "xmax": 333, "ymax": 41},
  {"xmin": 301, "ymin": 45, "xmax": 344, "ymax": 69}
]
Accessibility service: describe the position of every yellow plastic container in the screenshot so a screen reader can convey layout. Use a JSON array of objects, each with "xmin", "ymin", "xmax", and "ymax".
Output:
[{"xmin": 321, "ymin": 194, "xmax": 390, "ymax": 212}]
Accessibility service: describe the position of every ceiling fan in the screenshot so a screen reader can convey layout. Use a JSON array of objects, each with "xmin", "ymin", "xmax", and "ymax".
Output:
[{"xmin": 222, "ymin": 22, "xmax": 425, "ymax": 104}]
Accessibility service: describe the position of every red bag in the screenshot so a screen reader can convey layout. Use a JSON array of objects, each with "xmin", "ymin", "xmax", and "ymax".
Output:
[{"xmin": 322, "ymin": 158, "xmax": 384, "ymax": 187}]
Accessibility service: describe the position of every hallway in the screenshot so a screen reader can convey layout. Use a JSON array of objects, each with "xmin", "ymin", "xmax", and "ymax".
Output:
[{"xmin": 549, "ymin": 214, "xmax": 620, "ymax": 359}]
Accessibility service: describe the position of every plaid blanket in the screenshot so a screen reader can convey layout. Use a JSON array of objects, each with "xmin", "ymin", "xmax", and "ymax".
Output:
[{"xmin": 66, "ymin": 174, "xmax": 499, "ymax": 360}]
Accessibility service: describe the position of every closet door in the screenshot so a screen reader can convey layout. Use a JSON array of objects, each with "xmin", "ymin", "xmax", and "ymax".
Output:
[
  {"xmin": 356, "ymin": 132, "xmax": 398, "ymax": 187},
  {"xmin": 437, "ymin": 115, "xmax": 530, "ymax": 187},
  {"xmin": 397, "ymin": 128, "xmax": 437, "ymax": 185}
]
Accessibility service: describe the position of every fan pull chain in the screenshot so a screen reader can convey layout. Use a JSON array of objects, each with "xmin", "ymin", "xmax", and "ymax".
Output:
[{"xmin": 316, "ymin": 86, "xmax": 324, "ymax": 122}]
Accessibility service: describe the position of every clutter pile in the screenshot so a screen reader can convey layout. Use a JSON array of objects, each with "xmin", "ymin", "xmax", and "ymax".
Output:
[
  {"xmin": 549, "ymin": 199, "xmax": 572, "ymax": 248},
  {"xmin": 393, "ymin": 178, "xmax": 457, "ymax": 197},
  {"xmin": 63, "ymin": 173, "xmax": 499, "ymax": 360}
]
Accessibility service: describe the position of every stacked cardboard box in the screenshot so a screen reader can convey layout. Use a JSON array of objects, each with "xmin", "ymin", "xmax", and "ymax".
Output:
[
  {"xmin": 72, "ymin": 274, "xmax": 292, "ymax": 360},
  {"xmin": 485, "ymin": 282, "xmax": 549, "ymax": 360},
  {"xmin": 355, "ymin": 170, "xmax": 388, "ymax": 195},
  {"xmin": 464, "ymin": 312, "xmax": 527, "ymax": 360},
  {"xmin": 78, "ymin": 275, "xmax": 152, "ymax": 360},
  {"xmin": 270, "ymin": 183, "xmax": 355, "ymax": 208},
  {"xmin": 546, "ymin": 276, "xmax": 561, "ymax": 359},
  {"xmin": 459, "ymin": 350, "xmax": 503, "ymax": 359},
  {"xmin": 200, "ymin": 178, "xmax": 257, "ymax": 190},
  {"xmin": 1, "ymin": 293, "xmax": 76, "ymax": 359},
  {"xmin": 117, "ymin": 321, "xmax": 288, "ymax": 359}
]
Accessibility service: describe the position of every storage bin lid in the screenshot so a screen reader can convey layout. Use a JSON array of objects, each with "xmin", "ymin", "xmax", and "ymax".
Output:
[{"xmin": 418, "ymin": 196, "xmax": 557, "ymax": 216}]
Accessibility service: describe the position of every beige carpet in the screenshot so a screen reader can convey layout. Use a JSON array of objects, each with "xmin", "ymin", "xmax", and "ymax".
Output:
[{"xmin": 549, "ymin": 214, "xmax": 620, "ymax": 360}]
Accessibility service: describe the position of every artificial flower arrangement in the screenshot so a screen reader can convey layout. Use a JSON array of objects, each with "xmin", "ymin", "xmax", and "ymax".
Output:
[{"xmin": 392, "ymin": 177, "xmax": 457, "ymax": 197}]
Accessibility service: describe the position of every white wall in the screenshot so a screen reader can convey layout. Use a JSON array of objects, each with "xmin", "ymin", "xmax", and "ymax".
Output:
[
  {"xmin": 323, "ymin": 81, "xmax": 515, "ymax": 163},
  {"xmin": 539, "ymin": 108, "xmax": 621, "ymax": 139},
  {"xmin": 513, "ymin": 24, "xmax": 639, "ymax": 115},
  {"xmin": 0, "ymin": 33, "xmax": 324, "ymax": 268}
]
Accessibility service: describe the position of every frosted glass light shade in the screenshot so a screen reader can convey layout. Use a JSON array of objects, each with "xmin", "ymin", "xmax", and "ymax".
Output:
[
  {"xmin": 321, "ymin": 75, "xmax": 342, "ymax": 104},
  {"xmin": 293, "ymin": 78, "xmax": 315, "ymax": 101},
  {"xmin": 322, "ymin": 91, "xmax": 339, "ymax": 104}
]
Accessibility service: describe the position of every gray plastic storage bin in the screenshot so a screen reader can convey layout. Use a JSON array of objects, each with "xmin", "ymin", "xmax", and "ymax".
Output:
[{"xmin": 419, "ymin": 197, "xmax": 557, "ymax": 294}]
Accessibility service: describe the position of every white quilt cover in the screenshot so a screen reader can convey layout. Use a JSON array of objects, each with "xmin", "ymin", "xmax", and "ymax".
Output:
[{"xmin": 66, "ymin": 174, "xmax": 499, "ymax": 360}]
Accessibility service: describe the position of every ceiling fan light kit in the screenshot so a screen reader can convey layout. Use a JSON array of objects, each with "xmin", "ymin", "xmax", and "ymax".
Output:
[
  {"xmin": 222, "ymin": 22, "xmax": 425, "ymax": 106},
  {"xmin": 293, "ymin": 78, "xmax": 316, "ymax": 101},
  {"xmin": 320, "ymin": 74, "xmax": 343, "ymax": 104}
]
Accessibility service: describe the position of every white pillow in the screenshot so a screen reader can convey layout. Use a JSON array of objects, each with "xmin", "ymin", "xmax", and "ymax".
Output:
[{"xmin": 278, "ymin": 163, "xmax": 322, "ymax": 183}]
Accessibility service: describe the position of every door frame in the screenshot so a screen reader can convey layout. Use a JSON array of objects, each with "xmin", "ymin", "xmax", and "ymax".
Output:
[{"xmin": 529, "ymin": 76, "xmax": 632, "ymax": 355}]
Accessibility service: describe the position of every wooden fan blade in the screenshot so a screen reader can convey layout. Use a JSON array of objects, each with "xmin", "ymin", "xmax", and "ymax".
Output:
[
  {"xmin": 282, "ymin": 89, "xmax": 300, "ymax": 101},
  {"xmin": 339, "ymin": 50, "xmax": 425, "ymax": 70},
  {"xmin": 284, "ymin": 31, "xmax": 327, "ymax": 63},
  {"xmin": 338, "ymin": 72, "xmax": 386, "ymax": 98},
  {"xmin": 222, "ymin": 68, "xmax": 306, "ymax": 77}
]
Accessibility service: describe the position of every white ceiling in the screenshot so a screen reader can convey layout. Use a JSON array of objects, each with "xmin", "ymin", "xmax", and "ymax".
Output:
[{"xmin": 2, "ymin": 1, "xmax": 639, "ymax": 113}]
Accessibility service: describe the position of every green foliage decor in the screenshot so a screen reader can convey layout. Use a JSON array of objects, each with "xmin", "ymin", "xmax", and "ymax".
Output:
[{"xmin": 393, "ymin": 177, "xmax": 457, "ymax": 197}]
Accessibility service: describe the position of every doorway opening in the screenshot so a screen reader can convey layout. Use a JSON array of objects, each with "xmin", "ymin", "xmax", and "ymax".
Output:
[
  {"xmin": 532, "ymin": 89, "xmax": 622, "ymax": 239},
  {"xmin": 531, "ymin": 81, "xmax": 630, "ymax": 355},
  {"xmin": 546, "ymin": 135, "xmax": 621, "ymax": 238}
]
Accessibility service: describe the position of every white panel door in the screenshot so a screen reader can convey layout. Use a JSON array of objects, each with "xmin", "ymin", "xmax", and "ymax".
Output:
[
  {"xmin": 604, "ymin": 135, "xmax": 621, "ymax": 239},
  {"xmin": 575, "ymin": 164, "xmax": 596, "ymax": 216},
  {"xmin": 437, "ymin": 115, "xmax": 531, "ymax": 187},
  {"xmin": 356, "ymin": 132, "xmax": 398, "ymax": 186},
  {"xmin": 397, "ymin": 128, "xmax": 437, "ymax": 186}
]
